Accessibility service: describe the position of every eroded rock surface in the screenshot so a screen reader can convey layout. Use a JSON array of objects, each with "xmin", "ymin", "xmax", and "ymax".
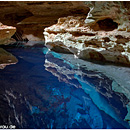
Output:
[
  {"xmin": 0, "ymin": 1, "xmax": 89, "ymax": 41},
  {"xmin": 44, "ymin": 1, "xmax": 130, "ymax": 65},
  {"xmin": 84, "ymin": 1, "xmax": 130, "ymax": 32},
  {"xmin": 0, "ymin": 22, "xmax": 16, "ymax": 45}
]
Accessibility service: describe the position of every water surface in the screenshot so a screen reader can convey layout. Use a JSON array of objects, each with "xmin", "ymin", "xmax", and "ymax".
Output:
[{"xmin": 0, "ymin": 43, "xmax": 129, "ymax": 129}]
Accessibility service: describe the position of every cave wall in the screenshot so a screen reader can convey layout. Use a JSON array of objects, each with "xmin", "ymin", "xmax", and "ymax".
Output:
[
  {"xmin": 0, "ymin": 1, "xmax": 90, "ymax": 41},
  {"xmin": 44, "ymin": 1, "xmax": 130, "ymax": 66},
  {"xmin": 0, "ymin": 1, "xmax": 129, "ymax": 42},
  {"xmin": 0, "ymin": 1, "xmax": 130, "ymax": 66}
]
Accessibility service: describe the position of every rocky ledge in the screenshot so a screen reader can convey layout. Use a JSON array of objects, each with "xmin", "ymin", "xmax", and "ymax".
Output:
[
  {"xmin": 0, "ymin": 22, "xmax": 16, "ymax": 45},
  {"xmin": 0, "ymin": 22, "xmax": 17, "ymax": 68},
  {"xmin": 44, "ymin": 1, "xmax": 130, "ymax": 66}
]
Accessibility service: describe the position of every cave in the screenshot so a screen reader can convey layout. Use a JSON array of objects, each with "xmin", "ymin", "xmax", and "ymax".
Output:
[
  {"xmin": 97, "ymin": 18, "xmax": 118, "ymax": 31},
  {"xmin": 0, "ymin": 1, "xmax": 130, "ymax": 129}
]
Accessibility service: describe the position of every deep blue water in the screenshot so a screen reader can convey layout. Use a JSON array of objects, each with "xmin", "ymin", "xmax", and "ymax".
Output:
[{"xmin": 0, "ymin": 43, "xmax": 130, "ymax": 129}]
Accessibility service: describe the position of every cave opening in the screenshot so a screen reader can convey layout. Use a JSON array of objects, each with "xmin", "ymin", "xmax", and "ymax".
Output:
[{"xmin": 96, "ymin": 18, "xmax": 118, "ymax": 31}]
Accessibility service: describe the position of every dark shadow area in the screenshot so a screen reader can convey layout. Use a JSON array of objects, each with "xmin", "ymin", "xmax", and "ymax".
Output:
[
  {"xmin": 11, "ymin": 30, "xmax": 28, "ymax": 42},
  {"xmin": 97, "ymin": 18, "xmax": 118, "ymax": 31}
]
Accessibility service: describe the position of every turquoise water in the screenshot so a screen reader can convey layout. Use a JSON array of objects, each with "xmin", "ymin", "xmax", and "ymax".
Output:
[{"xmin": 0, "ymin": 43, "xmax": 129, "ymax": 129}]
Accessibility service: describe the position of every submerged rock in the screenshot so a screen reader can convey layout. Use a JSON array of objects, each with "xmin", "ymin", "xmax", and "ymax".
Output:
[
  {"xmin": 0, "ymin": 48, "xmax": 18, "ymax": 69},
  {"xmin": 44, "ymin": 51, "xmax": 130, "ymax": 128},
  {"xmin": 44, "ymin": 1, "xmax": 130, "ymax": 66},
  {"xmin": 0, "ymin": 45, "xmax": 129, "ymax": 128},
  {"xmin": 125, "ymin": 102, "xmax": 130, "ymax": 125},
  {"xmin": 58, "ymin": 53, "xmax": 130, "ymax": 126}
]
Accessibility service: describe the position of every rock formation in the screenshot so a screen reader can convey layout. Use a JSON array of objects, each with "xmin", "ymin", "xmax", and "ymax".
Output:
[
  {"xmin": 0, "ymin": 22, "xmax": 17, "ymax": 68},
  {"xmin": 0, "ymin": 48, "xmax": 18, "ymax": 69},
  {"xmin": 84, "ymin": 1, "xmax": 130, "ymax": 32},
  {"xmin": 0, "ymin": 22, "xmax": 16, "ymax": 45},
  {"xmin": 0, "ymin": 1, "xmax": 89, "ymax": 41},
  {"xmin": 44, "ymin": 1, "xmax": 130, "ymax": 66},
  {"xmin": 0, "ymin": 0, "xmax": 130, "ymax": 127}
]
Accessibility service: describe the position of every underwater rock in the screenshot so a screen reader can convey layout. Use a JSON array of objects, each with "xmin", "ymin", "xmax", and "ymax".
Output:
[
  {"xmin": 44, "ymin": 51, "xmax": 130, "ymax": 128},
  {"xmin": 0, "ymin": 45, "xmax": 129, "ymax": 128},
  {"xmin": 0, "ymin": 23, "xmax": 16, "ymax": 45},
  {"xmin": 125, "ymin": 102, "xmax": 130, "ymax": 125},
  {"xmin": 44, "ymin": 1, "xmax": 130, "ymax": 65},
  {"xmin": 57, "ymin": 53, "xmax": 130, "ymax": 126},
  {"xmin": 0, "ymin": 48, "xmax": 18, "ymax": 69}
]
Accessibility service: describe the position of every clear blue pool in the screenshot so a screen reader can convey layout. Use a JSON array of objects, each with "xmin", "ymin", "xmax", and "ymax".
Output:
[{"xmin": 0, "ymin": 43, "xmax": 129, "ymax": 129}]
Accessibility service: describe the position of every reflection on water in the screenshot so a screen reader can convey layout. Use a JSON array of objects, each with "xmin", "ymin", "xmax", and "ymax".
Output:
[{"xmin": 0, "ymin": 44, "xmax": 129, "ymax": 129}]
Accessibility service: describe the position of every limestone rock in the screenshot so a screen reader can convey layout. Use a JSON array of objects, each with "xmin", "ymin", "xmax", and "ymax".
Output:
[
  {"xmin": 0, "ymin": 48, "xmax": 18, "ymax": 69},
  {"xmin": 0, "ymin": 1, "xmax": 89, "ymax": 41},
  {"xmin": 44, "ymin": 1, "xmax": 130, "ymax": 65},
  {"xmin": 0, "ymin": 22, "xmax": 16, "ymax": 44},
  {"xmin": 0, "ymin": 1, "xmax": 32, "ymax": 26},
  {"xmin": 17, "ymin": 16, "xmax": 59, "ymax": 41},
  {"xmin": 14, "ymin": 1, "xmax": 89, "ymax": 17},
  {"xmin": 84, "ymin": 1, "xmax": 130, "ymax": 32}
]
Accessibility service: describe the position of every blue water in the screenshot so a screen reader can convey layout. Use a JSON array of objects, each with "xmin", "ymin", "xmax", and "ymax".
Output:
[{"xmin": 0, "ymin": 43, "xmax": 129, "ymax": 129}]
